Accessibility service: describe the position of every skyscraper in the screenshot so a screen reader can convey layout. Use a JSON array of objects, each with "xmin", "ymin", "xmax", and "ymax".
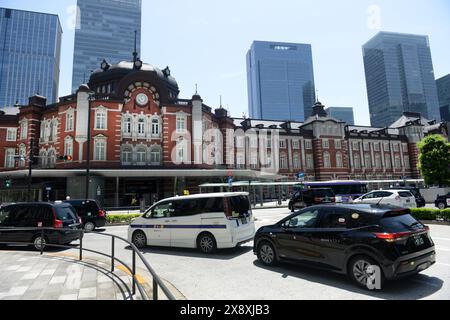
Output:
[
  {"xmin": 72, "ymin": 0, "xmax": 142, "ymax": 92},
  {"xmin": 436, "ymin": 74, "xmax": 450, "ymax": 122},
  {"xmin": 363, "ymin": 32, "xmax": 440, "ymax": 127},
  {"xmin": 0, "ymin": 8, "xmax": 62, "ymax": 107},
  {"xmin": 246, "ymin": 41, "xmax": 316, "ymax": 122},
  {"xmin": 325, "ymin": 107, "xmax": 355, "ymax": 125}
]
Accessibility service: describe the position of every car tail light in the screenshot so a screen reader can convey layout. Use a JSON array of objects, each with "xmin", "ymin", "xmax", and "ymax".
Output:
[
  {"xmin": 98, "ymin": 210, "xmax": 106, "ymax": 217},
  {"xmin": 374, "ymin": 231, "xmax": 411, "ymax": 241},
  {"xmin": 53, "ymin": 219, "xmax": 63, "ymax": 229},
  {"xmin": 331, "ymin": 197, "xmax": 336, "ymax": 203},
  {"xmin": 314, "ymin": 197, "xmax": 322, "ymax": 203}
]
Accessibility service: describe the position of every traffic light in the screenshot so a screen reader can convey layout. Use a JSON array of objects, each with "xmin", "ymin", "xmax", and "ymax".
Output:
[
  {"xmin": 4, "ymin": 177, "xmax": 12, "ymax": 189},
  {"xmin": 58, "ymin": 155, "xmax": 73, "ymax": 162}
]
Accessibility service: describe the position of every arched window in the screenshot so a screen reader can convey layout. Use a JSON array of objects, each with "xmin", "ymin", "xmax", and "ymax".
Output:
[
  {"xmin": 40, "ymin": 150, "xmax": 48, "ymax": 168},
  {"xmin": 94, "ymin": 136, "xmax": 107, "ymax": 161},
  {"xmin": 151, "ymin": 118, "xmax": 160, "ymax": 136},
  {"xmin": 150, "ymin": 146, "xmax": 162, "ymax": 165},
  {"xmin": 64, "ymin": 136, "xmax": 73, "ymax": 159},
  {"xmin": 66, "ymin": 110, "xmax": 74, "ymax": 132},
  {"xmin": 323, "ymin": 152, "xmax": 331, "ymax": 168},
  {"xmin": 293, "ymin": 153, "xmax": 301, "ymax": 169},
  {"xmin": 280, "ymin": 153, "xmax": 288, "ymax": 169},
  {"xmin": 123, "ymin": 115, "xmax": 132, "ymax": 135},
  {"xmin": 336, "ymin": 152, "xmax": 343, "ymax": 168},
  {"xmin": 121, "ymin": 146, "xmax": 133, "ymax": 165},
  {"xmin": 136, "ymin": 146, "xmax": 147, "ymax": 164}
]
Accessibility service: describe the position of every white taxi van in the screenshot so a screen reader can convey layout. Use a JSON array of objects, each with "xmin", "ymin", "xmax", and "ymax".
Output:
[{"xmin": 128, "ymin": 193, "xmax": 255, "ymax": 253}]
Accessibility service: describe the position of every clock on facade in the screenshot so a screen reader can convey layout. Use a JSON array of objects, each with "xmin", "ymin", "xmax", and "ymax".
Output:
[{"xmin": 136, "ymin": 93, "xmax": 149, "ymax": 106}]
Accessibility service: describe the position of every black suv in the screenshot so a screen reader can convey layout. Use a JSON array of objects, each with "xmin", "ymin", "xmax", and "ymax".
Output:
[
  {"xmin": 388, "ymin": 187, "xmax": 426, "ymax": 207},
  {"xmin": 254, "ymin": 204, "xmax": 435, "ymax": 289},
  {"xmin": 0, "ymin": 202, "xmax": 81, "ymax": 250},
  {"xmin": 64, "ymin": 199, "xmax": 107, "ymax": 232},
  {"xmin": 288, "ymin": 188, "xmax": 335, "ymax": 212},
  {"xmin": 435, "ymin": 192, "xmax": 450, "ymax": 210}
]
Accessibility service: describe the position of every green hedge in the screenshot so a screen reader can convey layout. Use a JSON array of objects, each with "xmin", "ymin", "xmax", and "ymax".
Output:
[
  {"xmin": 410, "ymin": 208, "xmax": 450, "ymax": 221},
  {"xmin": 107, "ymin": 214, "xmax": 142, "ymax": 224}
]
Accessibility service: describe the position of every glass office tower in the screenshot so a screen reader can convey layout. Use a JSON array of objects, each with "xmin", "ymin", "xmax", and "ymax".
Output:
[
  {"xmin": 72, "ymin": 0, "xmax": 142, "ymax": 92},
  {"xmin": 0, "ymin": 8, "xmax": 62, "ymax": 108},
  {"xmin": 436, "ymin": 74, "xmax": 450, "ymax": 122},
  {"xmin": 247, "ymin": 41, "xmax": 316, "ymax": 122},
  {"xmin": 363, "ymin": 32, "xmax": 440, "ymax": 127},
  {"xmin": 325, "ymin": 107, "xmax": 355, "ymax": 125}
]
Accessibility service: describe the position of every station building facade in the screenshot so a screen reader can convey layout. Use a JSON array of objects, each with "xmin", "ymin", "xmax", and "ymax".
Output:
[{"xmin": 0, "ymin": 59, "xmax": 448, "ymax": 206}]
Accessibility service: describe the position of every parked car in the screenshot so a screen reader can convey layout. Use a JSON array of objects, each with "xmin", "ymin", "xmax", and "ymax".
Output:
[
  {"xmin": 353, "ymin": 190, "xmax": 417, "ymax": 208},
  {"xmin": 388, "ymin": 187, "xmax": 426, "ymax": 207},
  {"xmin": 288, "ymin": 188, "xmax": 336, "ymax": 212},
  {"xmin": 254, "ymin": 204, "xmax": 435, "ymax": 289},
  {"xmin": 0, "ymin": 202, "xmax": 82, "ymax": 250},
  {"xmin": 128, "ymin": 192, "xmax": 255, "ymax": 254},
  {"xmin": 435, "ymin": 192, "xmax": 450, "ymax": 210},
  {"xmin": 63, "ymin": 199, "xmax": 107, "ymax": 231}
]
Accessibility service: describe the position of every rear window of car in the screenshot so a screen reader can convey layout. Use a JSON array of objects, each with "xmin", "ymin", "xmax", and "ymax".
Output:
[
  {"xmin": 55, "ymin": 206, "xmax": 77, "ymax": 220},
  {"xmin": 380, "ymin": 212, "xmax": 419, "ymax": 232},
  {"xmin": 314, "ymin": 189, "xmax": 335, "ymax": 197},
  {"xmin": 225, "ymin": 196, "xmax": 251, "ymax": 218}
]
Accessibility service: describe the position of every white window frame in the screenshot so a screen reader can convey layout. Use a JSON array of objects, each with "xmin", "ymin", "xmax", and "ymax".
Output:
[
  {"xmin": 94, "ymin": 137, "xmax": 107, "ymax": 161},
  {"xmin": 6, "ymin": 128, "xmax": 17, "ymax": 141},
  {"xmin": 95, "ymin": 107, "xmax": 108, "ymax": 130},
  {"xmin": 66, "ymin": 110, "xmax": 74, "ymax": 132},
  {"xmin": 323, "ymin": 151, "xmax": 331, "ymax": 168},
  {"xmin": 64, "ymin": 136, "xmax": 74, "ymax": 159},
  {"xmin": 323, "ymin": 139, "xmax": 330, "ymax": 149},
  {"xmin": 334, "ymin": 140, "xmax": 341, "ymax": 149},
  {"xmin": 336, "ymin": 152, "xmax": 343, "ymax": 168},
  {"xmin": 121, "ymin": 146, "xmax": 133, "ymax": 165},
  {"xmin": 136, "ymin": 146, "xmax": 147, "ymax": 165},
  {"xmin": 5, "ymin": 148, "xmax": 15, "ymax": 168},
  {"xmin": 20, "ymin": 119, "xmax": 28, "ymax": 140},
  {"xmin": 176, "ymin": 114, "xmax": 186, "ymax": 133}
]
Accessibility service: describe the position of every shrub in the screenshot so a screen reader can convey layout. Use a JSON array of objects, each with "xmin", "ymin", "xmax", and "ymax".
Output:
[
  {"xmin": 410, "ymin": 208, "xmax": 450, "ymax": 221},
  {"xmin": 107, "ymin": 214, "xmax": 141, "ymax": 224}
]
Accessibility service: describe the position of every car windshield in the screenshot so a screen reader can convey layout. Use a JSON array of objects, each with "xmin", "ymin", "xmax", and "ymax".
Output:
[
  {"xmin": 55, "ymin": 206, "xmax": 77, "ymax": 220},
  {"xmin": 314, "ymin": 189, "xmax": 334, "ymax": 197},
  {"xmin": 398, "ymin": 191, "xmax": 413, "ymax": 198}
]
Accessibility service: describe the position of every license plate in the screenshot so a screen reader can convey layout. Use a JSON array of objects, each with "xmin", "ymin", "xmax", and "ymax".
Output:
[{"xmin": 414, "ymin": 236, "xmax": 425, "ymax": 246}]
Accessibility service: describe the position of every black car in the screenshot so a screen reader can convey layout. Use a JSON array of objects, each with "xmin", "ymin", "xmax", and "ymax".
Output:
[
  {"xmin": 64, "ymin": 199, "xmax": 107, "ymax": 231},
  {"xmin": 254, "ymin": 204, "xmax": 435, "ymax": 289},
  {"xmin": 288, "ymin": 188, "xmax": 336, "ymax": 212},
  {"xmin": 388, "ymin": 187, "xmax": 426, "ymax": 207},
  {"xmin": 435, "ymin": 192, "xmax": 450, "ymax": 210},
  {"xmin": 0, "ymin": 202, "xmax": 81, "ymax": 251}
]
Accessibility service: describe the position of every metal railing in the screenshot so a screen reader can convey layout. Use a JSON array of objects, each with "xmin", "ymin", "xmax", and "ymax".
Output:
[{"xmin": 0, "ymin": 227, "xmax": 176, "ymax": 300}]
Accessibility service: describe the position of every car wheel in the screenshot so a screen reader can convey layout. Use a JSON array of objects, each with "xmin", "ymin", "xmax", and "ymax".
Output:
[
  {"xmin": 438, "ymin": 202, "xmax": 446, "ymax": 210},
  {"xmin": 32, "ymin": 235, "xmax": 48, "ymax": 251},
  {"xmin": 132, "ymin": 230, "xmax": 147, "ymax": 249},
  {"xmin": 348, "ymin": 256, "xmax": 385, "ymax": 290},
  {"xmin": 257, "ymin": 241, "xmax": 278, "ymax": 266},
  {"xmin": 84, "ymin": 222, "xmax": 96, "ymax": 232},
  {"xmin": 197, "ymin": 233, "xmax": 217, "ymax": 254}
]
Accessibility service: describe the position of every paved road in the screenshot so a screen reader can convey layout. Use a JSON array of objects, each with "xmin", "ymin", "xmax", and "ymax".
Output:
[{"xmin": 69, "ymin": 207, "xmax": 450, "ymax": 300}]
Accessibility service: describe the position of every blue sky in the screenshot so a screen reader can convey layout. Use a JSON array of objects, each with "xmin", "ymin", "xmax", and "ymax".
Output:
[{"xmin": 2, "ymin": 0, "xmax": 450, "ymax": 125}]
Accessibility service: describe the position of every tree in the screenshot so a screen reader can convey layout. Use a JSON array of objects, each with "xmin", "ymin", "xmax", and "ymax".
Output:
[{"xmin": 417, "ymin": 134, "xmax": 450, "ymax": 187}]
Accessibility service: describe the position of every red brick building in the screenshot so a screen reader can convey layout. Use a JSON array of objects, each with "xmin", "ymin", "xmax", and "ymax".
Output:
[{"xmin": 0, "ymin": 59, "xmax": 448, "ymax": 206}]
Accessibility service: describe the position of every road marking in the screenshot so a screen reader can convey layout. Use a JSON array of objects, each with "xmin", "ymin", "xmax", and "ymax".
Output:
[{"xmin": 116, "ymin": 265, "xmax": 146, "ymax": 284}]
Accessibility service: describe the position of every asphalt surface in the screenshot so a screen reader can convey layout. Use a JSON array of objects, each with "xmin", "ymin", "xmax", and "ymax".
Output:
[{"xmin": 68, "ymin": 207, "xmax": 450, "ymax": 300}]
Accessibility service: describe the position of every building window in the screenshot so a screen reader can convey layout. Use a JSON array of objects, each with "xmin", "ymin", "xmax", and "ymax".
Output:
[
  {"xmin": 363, "ymin": 142, "xmax": 370, "ymax": 151},
  {"xmin": 292, "ymin": 140, "xmax": 300, "ymax": 150},
  {"xmin": 354, "ymin": 154, "xmax": 361, "ymax": 169},
  {"xmin": 305, "ymin": 140, "xmax": 312, "ymax": 149},
  {"xmin": 176, "ymin": 114, "xmax": 186, "ymax": 133},
  {"xmin": 335, "ymin": 140, "xmax": 341, "ymax": 149},
  {"xmin": 280, "ymin": 140, "xmax": 286, "ymax": 149},
  {"xmin": 280, "ymin": 154, "xmax": 288, "ymax": 169},
  {"xmin": 352, "ymin": 141, "xmax": 359, "ymax": 150},
  {"xmin": 402, "ymin": 143, "xmax": 408, "ymax": 153},
  {"xmin": 365, "ymin": 154, "xmax": 371, "ymax": 169},
  {"xmin": 20, "ymin": 120, "xmax": 28, "ymax": 140},
  {"xmin": 150, "ymin": 147, "xmax": 162, "ymax": 165},
  {"xmin": 250, "ymin": 154, "xmax": 258, "ymax": 169},
  {"xmin": 66, "ymin": 111, "xmax": 74, "ymax": 132},
  {"xmin": 123, "ymin": 116, "xmax": 132, "ymax": 135},
  {"xmin": 293, "ymin": 153, "xmax": 301, "ymax": 169},
  {"xmin": 137, "ymin": 118, "xmax": 146, "ymax": 135},
  {"xmin": 385, "ymin": 155, "xmax": 392, "ymax": 169},
  {"xmin": 39, "ymin": 150, "xmax": 48, "ymax": 168},
  {"xmin": 404, "ymin": 156, "xmax": 411, "ymax": 169},
  {"xmin": 336, "ymin": 152, "xmax": 343, "ymax": 168},
  {"xmin": 383, "ymin": 142, "xmax": 390, "ymax": 151},
  {"xmin": 237, "ymin": 153, "xmax": 245, "ymax": 169},
  {"xmin": 395, "ymin": 156, "xmax": 401, "ymax": 169},
  {"xmin": 323, "ymin": 152, "xmax": 331, "ymax": 168},
  {"xmin": 323, "ymin": 140, "xmax": 329, "ymax": 149},
  {"xmin": 250, "ymin": 137, "xmax": 258, "ymax": 148},
  {"xmin": 267, "ymin": 138, "xmax": 272, "ymax": 149},
  {"xmin": 306, "ymin": 154, "xmax": 314, "ymax": 169},
  {"xmin": 94, "ymin": 137, "xmax": 107, "ymax": 161},
  {"xmin": 375, "ymin": 154, "xmax": 382, "ymax": 169},
  {"xmin": 136, "ymin": 146, "xmax": 147, "ymax": 164},
  {"xmin": 121, "ymin": 146, "xmax": 133, "ymax": 165},
  {"xmin": 50, "ymin": 120, "xmax": 58, "ymax": 142},
  {"xmin": 374, "ymin": 143, "xmax": 380, "ymax": 152},
  {"xmin": 18, "ymin": 145, "xmax": 26, "ymax": 168},
  {"xmin": 151, "ymin": 118, "xmax": 160, "ymax": 136},
  {"xmin": 5, "ymin": 148, "xmax": 15, "ymax": 168},
  {"xmin": 176, "ymin": 141, "xmax": 187, "ymax": 163},
  {"xmin": 6, "ymin": 128, "xmax": 17, "ymax": 141},
  {"xmin": 48, "ymin": 150, "xmax": 56, "ymax": 168},
  {"xmin": 393, "ymin": 144, "xmax": 400, "ymax": 152},
  {"xmin": 236, "ymin": 136, "xmax": 245, "ymax": 148},
  {"xmin": 95, "ymin": 108, "xmax": 107, "ymax": 130},
  {"xmin": 64, "ymin": 137, "xmax": 73, "ymax": 159}
]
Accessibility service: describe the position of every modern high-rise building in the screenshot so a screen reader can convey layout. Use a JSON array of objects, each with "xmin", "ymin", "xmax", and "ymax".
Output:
[
  {"xmin": 0, "ymin": 8, "xmax": 62, "ymax": 108},
  {"xmin": 325, "ymin": 107, "xmax": 355, "ymax": 125},
  {"xmin": 436, "ymin": 74, "xmax": 450, "ymax": 122},
  {"xmin": 72, "ymin": 0, "xmax": 142, "ymax": 92},
  {"xmin": 246, "ymin": 41, "xmax": 316, "ymax": 122},
  {"xmin": 363, "ymin": 32, "xmax": 441, "ymax": 127}
]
